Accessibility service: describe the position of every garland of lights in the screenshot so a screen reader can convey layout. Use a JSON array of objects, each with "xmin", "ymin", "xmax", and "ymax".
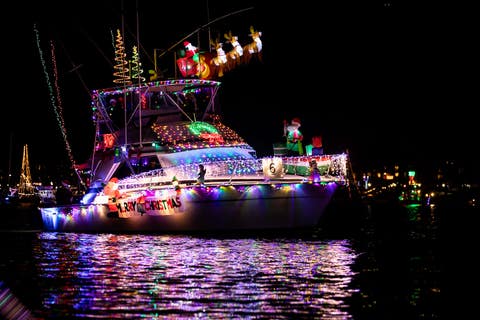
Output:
[
  {"xmin": 93, "ymin": 79, "xmax": 221, "ymax": 97},
  {"xmin": 162, "ymin": 160, "xmax": 261, "ymax": 181},
  {"xmin": 282, "ymin": 154, "xmax": 348, "ymax": 176},
  {"xmin": 130, "ymin": 46, "xmax": 146, "ymax": 83},
  {"xmin": 151, "ymin": 121, "xmax": 247, "ymax": 152},
  {"xmin": 112, "ymin": 29, "xmax": 131, "ymax": 85},
  {"xmin": 34, "ymin": 25, "xmax": 86, "ymax": 188},
  {"xmin": 49, "ymin": 41, "xmax": 77, "ymax": 170},
  {"xmin": 117, "ymin": 156, "xmax": 346, "ymax": 189}
]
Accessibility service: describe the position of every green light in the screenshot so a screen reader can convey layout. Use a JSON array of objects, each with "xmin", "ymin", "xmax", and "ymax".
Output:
[
  {"xmin": 192, "ymin": 53, "xmax": 200, "ymax": 63},
  {"xmin": 188, "ymin": 122, "xmax": 218, "ymax": 136}
]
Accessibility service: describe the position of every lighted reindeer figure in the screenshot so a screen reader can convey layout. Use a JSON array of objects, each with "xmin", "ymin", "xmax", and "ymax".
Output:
[
  {"xmin": 224, "ymin": 31, "xmax": 243, "ymax": 67},
  {"xmin": 209, "ymin": 38, "xmax": 228, "ymax": 77},
  {"xmin": 243, "ymin": 26, "xmax": 262, "ymax": 63}
]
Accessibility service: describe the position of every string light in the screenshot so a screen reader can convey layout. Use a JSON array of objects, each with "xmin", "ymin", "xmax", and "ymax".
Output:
[
  {"xmin": 112, "ymin": 29, "xmax": 131, "ymax": 85},
  {"xmin": 130, "ymin": 45, "xmax": 146, "ymax": 83},
  {"xmin": 152, "ymin": 121, "xmax": 248, "ymax": 152},
  {"xmin": 35, "ymin": 25, "xmax": 85, "ymax": 188},
  {"xmin": 49, "ymin": 41, "xmax": 76, "ymax": 168}
]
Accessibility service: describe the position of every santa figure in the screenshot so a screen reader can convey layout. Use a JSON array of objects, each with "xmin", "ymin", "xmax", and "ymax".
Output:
[
  {"xmin": 183, "ymin": 41, "xmax": 198, "ymax": 58},
  {"xmin": 286, "ymin": 118, "xmax": 304, "ymax": 155}
]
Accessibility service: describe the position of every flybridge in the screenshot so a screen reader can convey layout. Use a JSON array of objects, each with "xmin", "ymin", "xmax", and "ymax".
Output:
[
  {"xmin": 90, "ymin": 79, "xmax": 222, "ymax": 129},
  {"xmin": 92, "ymin": 79, "xmax": 222, "ymax": 96}
]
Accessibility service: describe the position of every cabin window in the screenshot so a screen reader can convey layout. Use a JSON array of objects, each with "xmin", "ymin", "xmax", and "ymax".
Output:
[{"xmin": 133, "ymin": 156, "xmax": 162, "ymax": 173}]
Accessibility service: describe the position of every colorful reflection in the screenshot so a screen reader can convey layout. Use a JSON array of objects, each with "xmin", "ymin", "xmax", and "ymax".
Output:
[{"xmin": 33, "ymin": 233, "xmax": 358, "ymax": 318}]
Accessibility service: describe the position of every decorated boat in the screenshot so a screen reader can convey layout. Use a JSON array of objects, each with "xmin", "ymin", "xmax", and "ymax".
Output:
[
  {"xmin": 39, "ymin": 78, "xmax": 348, "ymax": 232},
  {"xmin": 37, "ymin": 21, "xmax": 349, "ymax": 233}
]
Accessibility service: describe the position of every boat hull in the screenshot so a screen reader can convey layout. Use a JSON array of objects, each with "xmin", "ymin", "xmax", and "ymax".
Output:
[{"xmin": 39, "ymin": 182, "xmax": 340, "ymax": 232}]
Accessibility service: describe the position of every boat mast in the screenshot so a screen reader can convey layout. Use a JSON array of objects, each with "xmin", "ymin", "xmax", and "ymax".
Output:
[
  {"xmin": 7, "ymin": 132, "xmax": 13, "ymax": 190},
  {"xmin": 136, "ymin": 0, "xmax": 143, "ymax": 149},
  {"xmin": 121, "ymin": 0, "xmax": 128, "ymax": 149},
  {"xmin": 158, "ymin": 7, "xmax": 254, "ymax": 60},
  {"xmin": 207, "ymin": 0, "xmax": 211, "ymax": 53}
]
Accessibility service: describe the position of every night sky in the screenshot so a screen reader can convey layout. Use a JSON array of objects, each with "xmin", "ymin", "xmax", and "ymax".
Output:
[{"xmin": 1, "ymin": 1, "xmax": 475, "ymax": 182}]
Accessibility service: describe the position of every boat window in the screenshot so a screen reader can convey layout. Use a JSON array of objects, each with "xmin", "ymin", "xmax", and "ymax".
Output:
[{"xmin": 132, "ymin": 156, "xmax": 162, "ymax": 173}]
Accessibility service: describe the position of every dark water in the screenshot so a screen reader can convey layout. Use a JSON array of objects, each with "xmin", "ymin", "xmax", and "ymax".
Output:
[{"xmin": 0, "ymin": 200, "xmax": 444, "ymax": 319}]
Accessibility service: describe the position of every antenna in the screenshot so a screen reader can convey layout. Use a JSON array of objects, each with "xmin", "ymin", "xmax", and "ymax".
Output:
[
  {"xmin": 7, "ymin": 132, "xmax": 13, "ymax": 189},
  {"xmin": 121, "ymin": 0, "xmax": 128, "ymax": 148},
  {"xmin": 159, "ymin": 7, "xmax": 254, "ymax": 59},
  {"xmin": 207, "ymin": 0, "xmax": 211, "ymax": 52},
  {"xmin": 136, "ymin": 0, "xmax": 143, "ymax": 148}
]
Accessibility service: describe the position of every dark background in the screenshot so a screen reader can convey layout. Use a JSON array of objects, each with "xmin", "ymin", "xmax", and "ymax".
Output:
[{"xmin": 1, "ymin": 1, "xmax": 475, "ymax": 184}]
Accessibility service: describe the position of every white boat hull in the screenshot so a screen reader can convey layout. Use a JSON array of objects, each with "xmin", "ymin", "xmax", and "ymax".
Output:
[{"xmin": 39, "ymin": 182, "xmax": 340, "ymax": 232}]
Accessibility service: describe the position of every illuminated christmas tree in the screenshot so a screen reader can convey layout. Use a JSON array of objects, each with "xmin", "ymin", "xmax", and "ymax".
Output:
[
  {"xmin": 18, "ymin": 144, "xmax": 35, "ymax": 196},
  {"xmin": 130, "ymin": 45, "xmax": 146, "ymax": 83},
  {"xmin": 113, "ymin": 29, "xmax": 131, "ymax": 85}
]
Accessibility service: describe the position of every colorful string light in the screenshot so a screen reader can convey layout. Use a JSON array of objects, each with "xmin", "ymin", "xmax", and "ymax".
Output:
[{"xmin": 35, "ymin": 25, "xmax": 85, "ymax": 188}]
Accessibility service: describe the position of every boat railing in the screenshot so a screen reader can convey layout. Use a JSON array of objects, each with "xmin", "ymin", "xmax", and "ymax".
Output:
[
  {"xmin": 281, "ymin": 153, "xmax": 348, "ymax": 178},
  {"xmin": 115, "ymin": 154, "xmax": 348, "ymax": 191},
  {"xmin": 116, "ymin": 159, "xmax": 263, "ymax": 191},
  {"xmin": 162, "ymin": 159, "xmax": 264, "ymax": 182}
]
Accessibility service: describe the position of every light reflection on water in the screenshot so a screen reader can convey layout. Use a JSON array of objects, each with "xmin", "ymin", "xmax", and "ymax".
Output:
[{"xmin": 32, "ymin": 233, "xmax": 358, "ymax": 319}]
